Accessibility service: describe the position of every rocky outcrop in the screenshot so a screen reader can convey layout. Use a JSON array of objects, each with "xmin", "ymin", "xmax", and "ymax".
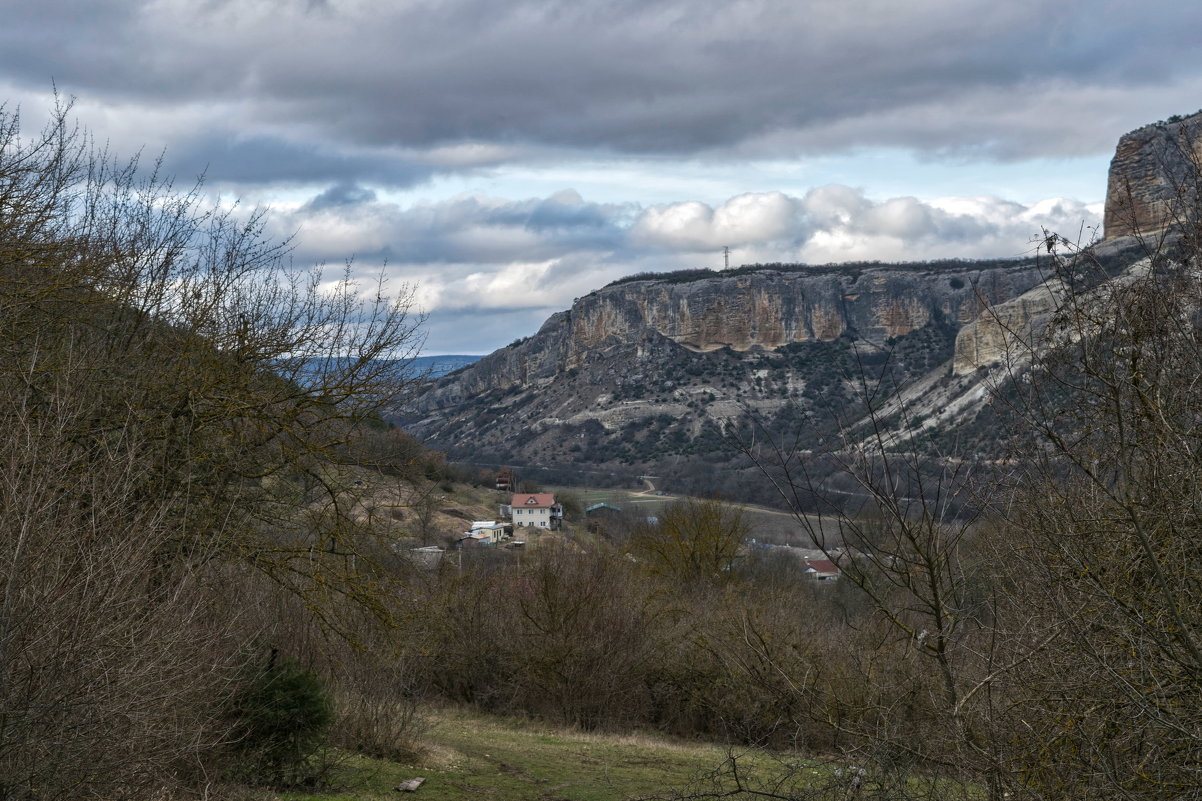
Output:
[
  {"xmin": 952, "ymin": 280, "xmax": 1062, "ymax": 375},
  {"xmin": 1104, "ymin": 111, "xmax": 1202, "ymax": 240},
  {"xmin": 414, "ymin": 261, "xmax": 1046, "ymax": 412},
  {"xmin": 400, "ymin": 111, "xmax": 1192, "ymax": 498},
  {"xmin": 952, "ymin": 239, "xmax": 1153, "ymax": 375}
]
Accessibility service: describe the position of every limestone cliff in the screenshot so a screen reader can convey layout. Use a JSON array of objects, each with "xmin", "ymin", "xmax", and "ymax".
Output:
[
  {"xmin": 952, "ymin": 240, "xmax": 1155, "ymax": 376},
  {"xmin": 952, "ymin": 281, "xmax": 1063, "ymax": 375},
  {"xmin": 414, "ymin": 261, "xmax": 1046, "ymax": 411},
  {"xmin": 1104, "ymin": 110, "xmax": 1202, "ymax": 240},
  {"xmin": 398, "ymin": 258, "xmax": 1063, "ymax": 503},
  {"xmin": 399, "ymin": 110, "xmax": 1198, "ymax": 503}
]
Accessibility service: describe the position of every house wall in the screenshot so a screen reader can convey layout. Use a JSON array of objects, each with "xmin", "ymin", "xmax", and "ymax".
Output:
[{"xmin": 513, "ymin": 507, "xmax": 551, "ymax": 527}]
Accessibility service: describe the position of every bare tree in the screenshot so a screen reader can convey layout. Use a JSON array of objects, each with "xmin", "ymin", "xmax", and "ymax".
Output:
[
  {"xmin": 0, "ymin": 99, "xmax": 426, "ymax": 796},
  {"xmin": 715, "ymin": 118, "xmax": 1202, "ymax": 801},
  {"xmin": 997, "ymin": 217, "xmax": 1202, "ymax": 800},
  {"xmin": 628, "ymin": 496, "xmax": 748, "ymax": 587}
]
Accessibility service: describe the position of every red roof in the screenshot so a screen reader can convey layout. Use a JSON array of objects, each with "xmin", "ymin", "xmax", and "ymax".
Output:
[
  {"xmin": 511, "ymin": 493, "xmax": 556, "ymax": 508},
  {"xmin": 804, "ymin": 560, "xmax": 840, "ymax": 574}
]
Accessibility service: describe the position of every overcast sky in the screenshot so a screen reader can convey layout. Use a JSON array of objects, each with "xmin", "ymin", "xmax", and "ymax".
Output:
[{"xmin": 3, "ymin": 0, "xmax": 1199, "ymax": 353}]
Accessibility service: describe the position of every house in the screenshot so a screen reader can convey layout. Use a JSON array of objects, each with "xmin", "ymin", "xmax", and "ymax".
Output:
[
  {"xmin": 468, "ymin": 520, "xmax": 506, "ymax": 544},
  {"xmin": 803, "ymin": 559, "xmax": 840, "ymax": 581},
  {"xmin": 505, "ymin": 493, "xmax": 563, "ymax": 529},
  {"xmin": 584, "ymin": 502, "xmax": 625, "ymax": 536},
  {"xmin": 461, "ymin": 530, "xmax": 496, "ymax": 546}
]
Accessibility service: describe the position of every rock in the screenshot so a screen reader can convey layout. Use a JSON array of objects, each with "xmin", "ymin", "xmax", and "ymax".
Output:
[
  {"xmin": 953, "ymin": 250, "xmax": 1154, "ymax": 374},
  {"xmin": 397, "ymin": 260, "xmax": 1050, "ymax": 485},
  {"xmin": 410, "ymin": 261, "xmax": 1046, "ymax": 409},
  {"xmin": 395, "ymin": 777, "xmax": 426, "ymax": 792},
  {"xmin": 952, "ymin": 280, "xmax": 1063, "ymax": 374},
  {"xmin": 1104, "ymin": 110, "xmax": 1202, "ymax": 240}
]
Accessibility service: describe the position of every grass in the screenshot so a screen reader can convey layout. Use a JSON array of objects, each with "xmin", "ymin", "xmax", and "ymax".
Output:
[
  {"xmin": 560, "ymin": 485, "xmax": 837, "ymax": 548},
  {"xmin": 272, "ymin": 707, "xmax": 805, "ymax": 801}
]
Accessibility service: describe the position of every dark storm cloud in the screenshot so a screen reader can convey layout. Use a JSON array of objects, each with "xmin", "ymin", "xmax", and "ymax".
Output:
[
  {"xmin": 306, "ymin": 182, "xmax": 378, "ymax": 210},
  {"xmin": 5, "ymin": 0, "xmax": 1201, "ymax": 170},
  {"xmin": 162, "ymin": 134, "xmax": 437, "ymax": 187}
]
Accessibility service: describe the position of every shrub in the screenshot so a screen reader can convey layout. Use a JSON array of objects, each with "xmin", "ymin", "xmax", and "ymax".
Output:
[{"xmin": 228, "ymin": 654, "xmax": 335, "ymax": 786}]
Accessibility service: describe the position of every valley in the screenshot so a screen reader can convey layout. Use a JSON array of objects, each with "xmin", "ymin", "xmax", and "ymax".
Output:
[{"xmin": 7, "ymin": 88, "xmax": 1202, "ymax": 801}]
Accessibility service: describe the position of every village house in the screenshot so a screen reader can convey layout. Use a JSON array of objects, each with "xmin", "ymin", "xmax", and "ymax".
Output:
[
  {"xmin": 584, "ymin": 502, "xmax": 624, "ymax": 536},
  {"xmin": 803, "ymin": 559, "xmax": 840, "ymax": 581},
  {"xmin": 466, "ymin": 520, "xmax": 507, "ymax": 544},
  {"xmin": 501, "ymin": 493, "xmax": 563, "ymax": 529}
]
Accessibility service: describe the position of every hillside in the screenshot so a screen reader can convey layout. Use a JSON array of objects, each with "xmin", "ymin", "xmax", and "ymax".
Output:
[
  {"xmin": 399, "ymin": 112, "xmax": 1201, "ymax": 502},
  {"xmin": 399, "ymin": 245, "xmax": 1144, "ymax": 502}
]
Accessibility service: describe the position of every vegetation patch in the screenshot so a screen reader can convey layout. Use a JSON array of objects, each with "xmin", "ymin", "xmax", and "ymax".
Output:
[{"xmin": 276, "ymin": 709, "xmax": 802, "ymax": 801}]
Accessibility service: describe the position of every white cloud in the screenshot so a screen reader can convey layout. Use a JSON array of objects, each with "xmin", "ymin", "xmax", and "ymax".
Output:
[
  {"xmin": 631, "ymin": 192, "xmax": 801, "ymax": 251},
  {"xmin": 266, "ymin": 182, "xmax": 1101, "ymax": 352}
]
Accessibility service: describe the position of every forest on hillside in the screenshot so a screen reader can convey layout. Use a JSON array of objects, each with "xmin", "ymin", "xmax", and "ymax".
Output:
[{"xmin": 2, "ymin": 105, "xmax": 1201, "ymax": 801}]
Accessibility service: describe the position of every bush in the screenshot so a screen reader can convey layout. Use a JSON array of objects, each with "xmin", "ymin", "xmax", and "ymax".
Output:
[{"xmin": 228, "ymin": 654, "xmax": 335, "ymax": 786}]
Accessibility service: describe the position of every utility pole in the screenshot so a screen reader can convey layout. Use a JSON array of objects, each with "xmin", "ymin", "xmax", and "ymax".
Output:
[{"xmin": 723, "ymin": 246, "xmax": 730, "ymax": 270}]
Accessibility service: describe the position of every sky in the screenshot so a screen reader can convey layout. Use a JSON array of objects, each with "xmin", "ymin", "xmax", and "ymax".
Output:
[{"xmin": 2, "ymin": 0, "xmax": 1200, "ymax": 354}]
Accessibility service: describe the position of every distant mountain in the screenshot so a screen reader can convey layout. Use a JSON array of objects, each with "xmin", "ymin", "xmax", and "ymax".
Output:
[
  {"xmin": 410, "ymin": 354, "xmax": 483, "ymax": 377},
  {"xmin": 399, "ymin": 257, "xmax": 1028, "ymax": 498},
  {"xmin": 287, "ymin": 354, "xmax": 481, "ymax": 385},
  {"xmin": 399, "ymin": 112, "xmax": 1192, "ymax": 506}
]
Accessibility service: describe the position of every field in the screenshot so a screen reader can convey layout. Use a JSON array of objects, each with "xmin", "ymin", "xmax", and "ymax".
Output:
[
  {"xmin": 275, "ymin": 708, "xmax": 813, "ymax": 801},
  {"xmin": 561, "ymin": 483, "xmax": 839, "ymax": 547}
]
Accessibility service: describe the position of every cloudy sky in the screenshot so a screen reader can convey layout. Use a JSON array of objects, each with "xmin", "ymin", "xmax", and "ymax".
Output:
[{"xmin": 3, "ymin": 0, "xmax": 1199, "ymax": 354}]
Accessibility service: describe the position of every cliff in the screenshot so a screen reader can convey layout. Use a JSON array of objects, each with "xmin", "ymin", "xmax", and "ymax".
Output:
[
  {"xmin": 399, "ymin": 258, "xmax": 1059, "ymax": 504},
  {"xmin": 952, "ymin": 281, "xmax": 1063, "ymax": 375},
  {"xmin": 1104, "ymin": 110, "xmax": 1202, "ymax": 240},
  {"xmin": 402, "ymin": 111, "xmax": 1199, "ymax": 501},
  {"xmin": 415, "ymin": 260, "xmax": 1046, "ymax": 410}
]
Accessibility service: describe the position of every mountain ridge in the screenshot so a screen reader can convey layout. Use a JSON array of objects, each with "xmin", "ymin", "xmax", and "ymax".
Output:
[{"xmin": 400, "ymin": 112, "xmax": 1194, "ymax": 499}]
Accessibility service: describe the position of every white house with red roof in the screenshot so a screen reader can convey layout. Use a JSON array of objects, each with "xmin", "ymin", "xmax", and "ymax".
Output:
[{"xmin": 503, "ymin": 493, "xmax": 563, "ymax": 529}]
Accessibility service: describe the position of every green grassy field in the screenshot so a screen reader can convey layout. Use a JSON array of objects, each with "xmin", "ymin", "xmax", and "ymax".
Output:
[
  {"xmin": 275, "ymin": 708, "xmax": 811, "ymax": 801},
  {"xmin": 560, "ymin": 485, "xmax": 836, "ymax": 548}
]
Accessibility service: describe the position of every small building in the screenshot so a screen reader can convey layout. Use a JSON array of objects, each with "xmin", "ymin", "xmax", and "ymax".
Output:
[
  {"xmin": 585, "ymin": 502, "xmax": 626, "ymax": 536},
  {"xmin": 803, "ymin": 559, "xmax": 840, "ymax": 581},
  {"xmin": 496, "ymin": 468, "xmax": 516, "ymax": 491},
  {"xmin": 505, "ymin": 493, "xmax": 563, "ymax": 529},
  {"xmin": 468, "ymin": 520, "xmax": 506, "ymax": 544},
  {"xmin": 409, "ymin": 545, "xmax": 445, "ymax": 568},
  {"xmin": 461, "ymin": 531, "xmax": 496, "ymax": 546}
]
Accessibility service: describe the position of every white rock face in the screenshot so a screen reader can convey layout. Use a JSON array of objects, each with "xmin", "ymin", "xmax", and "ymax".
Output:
[
  {"xmin": 952, "ymin": 280, "xmax": 1064, "ymax": 375},
  {"xmin": 952, "ymin": 254, "xmax": 1155, "ymax": 375}
]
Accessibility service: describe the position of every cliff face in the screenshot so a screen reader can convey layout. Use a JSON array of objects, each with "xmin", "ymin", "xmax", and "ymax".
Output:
[
  {"xmin": 952, "ymin": 282, "xmax": 1063, "ymax": 375},
  {"xmin": 416, "ymin": 261, "xmax": 1046, "ymax": 410},
  {"xmin": 400, "ymin": 110, "xmax": 1195, "ymax": 502},
  {"xmin": 1104, "ymin": 111, "xmax": 1202, "ymax": 240}
]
